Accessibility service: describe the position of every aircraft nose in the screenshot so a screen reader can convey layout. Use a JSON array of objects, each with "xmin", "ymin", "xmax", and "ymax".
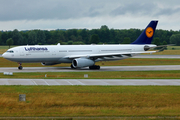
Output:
[{"xmin": 2, "ymin": 53, "xmax": 7, "ymax": 58}]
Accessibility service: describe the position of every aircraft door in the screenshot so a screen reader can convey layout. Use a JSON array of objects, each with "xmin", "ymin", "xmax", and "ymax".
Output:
[{"xmin": 20, "ymin": 48, "xmax": 25, "ymax": 56}]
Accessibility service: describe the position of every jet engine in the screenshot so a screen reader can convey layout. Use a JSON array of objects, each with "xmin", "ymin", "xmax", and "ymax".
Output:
[
  {"xmin": 72, "ymin": 58, "xmax": 95, "ymax": 68},
  {"xmin": 144, "ymin": 45, "xmax": 150, "ymax": 51},
  {"xmin": 41, "ymin": 62, "xmax": 60, "ymax": 66}
]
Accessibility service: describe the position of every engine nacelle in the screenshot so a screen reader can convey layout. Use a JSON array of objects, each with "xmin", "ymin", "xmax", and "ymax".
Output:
[
  {"xmin": 144, "ymin": 45, "xmax": 150, "ymax": 51},
  {"xmin": 72, "ymin": 58, "xmax": 94, "ymax": 68},
  {"xmin": 41, "ymin": 62, "xmax": 60, "ymax": 66}
]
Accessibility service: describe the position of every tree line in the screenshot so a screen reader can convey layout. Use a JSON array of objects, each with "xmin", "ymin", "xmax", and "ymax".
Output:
[{"xmin": 1, "ymin": 25, "xmax": 180, "ymax": 47}]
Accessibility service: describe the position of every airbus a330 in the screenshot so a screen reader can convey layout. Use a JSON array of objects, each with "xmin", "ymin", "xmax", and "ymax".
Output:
[{"xmin": 2, "ymin": 21, "xmax": 158, "ymax": 70}]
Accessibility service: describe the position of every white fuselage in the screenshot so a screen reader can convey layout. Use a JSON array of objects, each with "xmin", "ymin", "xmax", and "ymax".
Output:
[{"xmin": 2, "ymin": 44, "xmax": 156, "ymax": 64}]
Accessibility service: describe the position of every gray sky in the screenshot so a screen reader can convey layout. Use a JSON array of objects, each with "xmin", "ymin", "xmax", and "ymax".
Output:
[{"xmin": 0, "ymin": 0, "xmax": 180, "ymax": 31}]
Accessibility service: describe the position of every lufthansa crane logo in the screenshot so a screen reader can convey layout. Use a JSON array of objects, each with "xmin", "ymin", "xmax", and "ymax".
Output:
[{"xmin": 146, "ymin": 27, "xmax": 154, "ymax": 38}]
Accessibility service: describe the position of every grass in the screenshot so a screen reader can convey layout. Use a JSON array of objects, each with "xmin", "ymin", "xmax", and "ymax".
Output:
[
  {"xmin": 154, "ymin": 50, "xmax": 180, "ymax": 55},
  {"xmin": 1, "ymin": 70, "xmax": 180, "ymax": 79},
  {"xmin": 146, "ymin": 50, "xmax": 180, "ymax": 55},
  {"xmin": 167, "ymin": 46, "xmax": 180, "ymax": 50},
  {"xmin": 0, "ymin": 46, "xmax": 16, "ymax": 54},
  {"xmin": 0, "ymin": 86, "xmax": 180, "ymax": 117},
  {"xmin": 0, "ymin": 57, "xmax": 70, "ymax": 67}
]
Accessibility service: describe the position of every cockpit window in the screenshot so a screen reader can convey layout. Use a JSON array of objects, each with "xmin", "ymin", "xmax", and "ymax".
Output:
[{"xmin": 6, "ymin": 50, "xmax": 14, "ymax": 53}]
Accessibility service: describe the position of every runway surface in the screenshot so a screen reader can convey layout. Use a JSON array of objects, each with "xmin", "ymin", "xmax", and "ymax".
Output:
[
  {"xmin": 1, "ymin": 65, "xmax": 180, "ymax": 72},
  {"xmin": 0, "ymin": 55, "xmax": 180, "ymax": 86},
  {"xmin": 0, "ymin": 79, "xmax": 180, "ymax": 86}
]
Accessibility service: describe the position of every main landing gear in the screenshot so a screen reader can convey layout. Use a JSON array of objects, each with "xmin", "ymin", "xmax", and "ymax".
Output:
[
  {"xmin": 89, "ymin": 65, "xmax": 100, "ymax": 70},
  {"xmin": 70, "ymin": 64, "xmax": 100, "ymax": 70},
  {"xmin": 18, "ymin": 63, "xmax": 23, "ymax": 70},
  {"xmin": 70, "ymin": 64, "xmax": 75, "ymax": 69}
]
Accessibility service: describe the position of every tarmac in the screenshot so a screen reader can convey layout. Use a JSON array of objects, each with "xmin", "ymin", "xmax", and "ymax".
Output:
[
  {"xmin": 0, "ymin": 79, "xmax": 180, "ymax": 86},
  {"xmin": 0, "ymin": 65, "xmax": 180, "ymax": 72},
  {"xmin": 0, "ymin": 55, "xmax": 180, "ymax": 86}
]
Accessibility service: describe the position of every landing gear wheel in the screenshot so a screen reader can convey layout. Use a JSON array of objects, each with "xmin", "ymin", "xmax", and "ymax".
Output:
[
  {"xmin": 89, "ymin": 65, "xmax": 100, "ymax": 70},
  {"xmin": 18, "ymin": 66, "xmax": 23, "ymax": 70},
  {"xmin": 71, "ymin": 64, "xmax": 75, "ymax": 69},
  {"xmin": 18, "ymin": 63, "xmax": 23, "ymax": 70}
]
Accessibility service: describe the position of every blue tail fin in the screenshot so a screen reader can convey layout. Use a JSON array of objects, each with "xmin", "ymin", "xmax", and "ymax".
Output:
[{"xmin": 131, "ymin": 20, "xmax": 158, "ymax": 44}]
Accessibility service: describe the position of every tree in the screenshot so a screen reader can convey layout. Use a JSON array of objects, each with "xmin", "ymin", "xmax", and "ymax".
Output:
[
  {"xmin": 1, "ymin": 32, "xmax": 8, "ymax": 45},
  {"xmin": 90, "ymin": 34, "xmax": 99, "ymax": 44},
  {"xmin": 70, "ymin": 35, "xmax": 77, "ymax": 41},
  {"xmin": 122, "ymin": 37, "xmax": 131, "ymax": 44},
  {"xmin": 0, "ymin": 32, "xmax": 2, "ymax": 45},
  {"xmin": 73, "ymin": 41, "xmax": 85, "ymax": 45},
  {"xmin": 79, "ymin": 29, "xmax": 89, "ymax": 43},
  {"xmin": 44, "ymin": 30, "xmax": 52, "ymax": 44},
  {"xmin": 67, "ymin": 41, "xmax": 73, "ymax": 45},
  {"xmin": 170, "ymin": 34, "xmax": 180, "ymax": 46},
  {"xmin": 109, "ymin": 29, "xmax": 116, "ymax": 43},
  {"xmin": 115, "ymin": 31, "xmax": 123, "ymax": 44},
  {"xmin": 28, "ymin": 31, "xmax": 37, "ymax": 45},
  {"xmin": 162, "ymin": 41, "xmax": 167, "ymax": 45},
  {"xmin": 20, "ymin": 31, "xmax": 28, "ymax": 45},
  {"xmin": 12, "ymin": 29, "xmax": 23, "ymax": 45},
  {"xmin": 6, "ymin": 38, "xmax": 14, "ymax": 48},
  {"xmin": 37, "ymin": 30, "xmax": 46, "ymax": 44},
  {"xmin": 100, "ymin": 25, "xmax": 109, "ymax": 30},
  {"xmin": 0, "ymin": 26, "xmax": 178, "ymax": 46},
  {"xmin": 153, "ymin": 37, "xmax": 161, "ymax": 46},
  {"xmin": 100, "ymin": 25, "xmax": 110, "ymax": 43}
]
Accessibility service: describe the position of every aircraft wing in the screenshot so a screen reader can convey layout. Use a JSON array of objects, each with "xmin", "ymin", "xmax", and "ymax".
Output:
[{"xmin": 64, "ymin": 51, "xmax": 157, "ymax": 59}]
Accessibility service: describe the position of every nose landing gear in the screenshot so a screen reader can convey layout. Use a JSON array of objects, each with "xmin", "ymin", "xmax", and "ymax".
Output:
[{"xmin": 18, "ymin": 63, "xmax": 23, "ymax": 70}]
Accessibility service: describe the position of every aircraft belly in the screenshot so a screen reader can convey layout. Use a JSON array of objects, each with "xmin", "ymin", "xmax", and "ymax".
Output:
[
  {"xmin": 6, "ymin": 57, "xmax": 60, "ymax": 63},
  {"xmin": 58, "ymin": 58, "xmax": 72, "ymax": 63}
]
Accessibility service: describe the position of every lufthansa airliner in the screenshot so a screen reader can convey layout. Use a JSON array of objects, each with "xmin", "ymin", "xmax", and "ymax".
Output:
[{"xmin": 2, "ymin": 21, "xmax": 158, "ymax": 70}]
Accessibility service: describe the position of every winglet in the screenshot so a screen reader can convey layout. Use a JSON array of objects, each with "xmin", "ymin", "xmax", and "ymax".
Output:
[{"xmin": 131, "ymin": 21, "xmax": 158, "ymax": 44}]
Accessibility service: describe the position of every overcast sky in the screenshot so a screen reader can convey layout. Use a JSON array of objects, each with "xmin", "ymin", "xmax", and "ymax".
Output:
[{"xmin": 0, "ymin": 0, "xmax": 180, "ymax": 31}]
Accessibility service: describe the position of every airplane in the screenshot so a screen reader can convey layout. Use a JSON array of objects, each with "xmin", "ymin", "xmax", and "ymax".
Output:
[{"xmin": 2, "ymin": 20, "xmax": 158, "ymax": 70}]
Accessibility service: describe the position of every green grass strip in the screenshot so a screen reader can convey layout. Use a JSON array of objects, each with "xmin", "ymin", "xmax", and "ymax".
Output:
[
  {"xmin": 1, "ymin": 70, "xmax": 180, "ymax": 79},
  {"xmin": 0, "ymin": 86, "xmax": 180, "ymax": 117}
]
